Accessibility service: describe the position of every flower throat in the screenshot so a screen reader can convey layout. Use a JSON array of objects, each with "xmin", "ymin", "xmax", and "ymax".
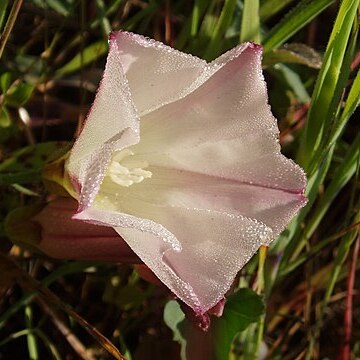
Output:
[{"xmin": 107, "ymin": 149, "xmax": 152, "ymax": 187}]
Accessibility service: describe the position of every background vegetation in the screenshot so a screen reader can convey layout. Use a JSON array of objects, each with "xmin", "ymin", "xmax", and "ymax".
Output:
[{"xmin": 0, "ymin": 0, "xmax": 359, "ymax": 359}]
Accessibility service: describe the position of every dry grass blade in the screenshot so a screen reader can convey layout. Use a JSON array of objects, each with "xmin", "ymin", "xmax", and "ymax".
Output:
[
  {"xmin": 36, "ymin": 296, "xmax": 96, "ymax": 360},
  {"xmin": 0, "ymin": 253, "xmax": 126, "ymax": 360},
  {"xmin": 339, "ymin": 235, "xmax": 359, "ymax": 360}
]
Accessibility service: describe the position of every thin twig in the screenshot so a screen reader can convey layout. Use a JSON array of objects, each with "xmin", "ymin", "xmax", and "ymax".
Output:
[
  {"xmin": 0, "ymin": 0, "xmax": 23, "ymax": 60},
  {"xmin": 165, "ymin": 0, "xmax": 172, "ymax": 45},
  {"xmin": 36, "ymin": 296, "xmax": 96, "ymax": 360}
]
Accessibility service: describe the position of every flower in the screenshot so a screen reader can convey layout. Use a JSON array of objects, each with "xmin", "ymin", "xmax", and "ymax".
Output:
[{"xmin": 42, "ymin": 32, "xmax": 307, "ymax": 315}]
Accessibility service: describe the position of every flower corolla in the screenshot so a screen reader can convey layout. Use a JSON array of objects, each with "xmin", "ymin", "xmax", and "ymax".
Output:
[{"xmin": 41, "ymin": 32, "xmax": 307, "ymax": 315}]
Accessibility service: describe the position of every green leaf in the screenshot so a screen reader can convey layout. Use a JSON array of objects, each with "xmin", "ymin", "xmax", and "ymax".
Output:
[
  {"xmin": 0, "ymin": 105, "xmax": 11, "ymax": 127},
  {"xmin": 263, "ymin": 0, "xmax": 335, "ymax": 53},
  {"xmin": 103, "ymin": 280, "xmax": 147, "ymax": 310},
  {"xmin": 0, "ymin": 142, "xmax": 68, "ymax": 185},
  {"xmin": 163, "ymin": 301, "xmax": 187, "ymax": 360},
  {"xmin": 0, "ymin": 142, "xmax": 67, "ymax": 173},
  {"xmin": 0, "ymin": 72, "xmax": 12, "ymax": 93},
  {"xmin": 56, "ymin": 41, "xmax": 108, "ymax": 76},
  {"xmin": 269, "ymin": 64, "xmax": 310, "ymax": 103},
  {"xmin": 240, "ymin": 0, "xmax": 260, "ymax": 43},
  {"xmin": 0, "ymin": 171, "xmax": 42, "ymax": 185},
  {"xmin": 212, "ymin": 289, "xmax": 264, "ymax": 360},
  {"xmin": 5, "ymin": 204, "xmax": 44, "ymax": 252},
  {"xmin": 165, "ymin": 289, "xmax": 264, "ymax": 360},
  {"xmin": 5, "ymin": 82, "xmax": 35, "ymax": 107}
]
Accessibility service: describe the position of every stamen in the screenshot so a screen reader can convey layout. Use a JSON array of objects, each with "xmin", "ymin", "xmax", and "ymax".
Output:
[{"xmin": 107, "ymin": 149, "xmax": 152, "ymax": 187}]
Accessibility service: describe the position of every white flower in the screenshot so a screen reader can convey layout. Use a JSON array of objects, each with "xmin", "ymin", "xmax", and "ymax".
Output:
[{"xmin": 66, "ymin": 31, "xmax": 307, "ymax": 314}]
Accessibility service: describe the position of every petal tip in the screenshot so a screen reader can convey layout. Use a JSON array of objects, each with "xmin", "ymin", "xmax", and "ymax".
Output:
[
  {"xmin": 108, "ymin": 31, "xmax": 117, "ymax": 41},
  {"xmin": 248, "ymin": 42, "xmax": 263, "ymax": 52}
]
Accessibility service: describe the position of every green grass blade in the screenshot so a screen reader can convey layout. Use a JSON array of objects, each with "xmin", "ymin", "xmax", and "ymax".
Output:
[
  {"xmin": 95, "ymin": 0, "xmax": 112, "ymax": 36},
  {"xmin": 270, "ymin": 63, "xmax": 311, "ymax": 103},
  {"xmin": 0, "ymin": 0, "xmax": 8, "ymax": 31},
  {"xmin": 204, "ymin": 0, "xmax": 237, "ymax": 60},
  {"xmin": 240, "ymin": 0, "xmax": 260, "ymax": 43},
  {"xmin": 262, "ymin": 0, "xmax": 335, "ymax": 53},
  {"xmin": 323, "ymin": 207, "xmax": 360, "ymax": 305},
  {"xmin": 33, "ymin": 330, "xmax": 62, "ymax": 360},
  {"xmin": 31, "ymin": 0, "xmax": 71, "ymax": 16},
  {"xmin": 0, "ymin": 262, "xmax": 95, "ymax": 330},
  {"xmin": 25, "ymin": 305, "xmax": 39, "ymax": 360},
  {"xmin": 121, "ymin": 0, "xmax": 159, "ymax": 32},
  {"xmin": 90, "ymin": 0, "xmax": 125, "ymax": 31},
  {"xmin": 191, "ymin": 0, "xmax": 204, "ymax": 36},
  {"xmin": 304, "ymin": 134, "xmax": 360, "ymax": 239},
  {"xmin": 310, "ymin": 42, "xmax": 360, "ymax": 171},
  {"xmin": 56, "ymin": 41, "xmax": 108, "ymax": 76},
  {"xmin": 0, "ymin": 170, "xmax": 42, "ymax": 185},
  {"xmin": 175, "ymin": 0, "xmax": 209, "ymax": 49},
  {"xmin": 335, "ymin": 69, "xmax": 360, "ymax": 132},
  {"xmin": 279, "ymin": 135, "xmax": 360, "ymax": 277},
  {"xmin": 299, "ymin": 0, "xmax": 359, "ymax": 169},
  {"xmin": 0, "ymin": 329, "xmax": 34, "ymax": 347},
  {"xmin": 259, "ymin": 0, "xmax": 296, "ymax": 22},
  {"xmin": 276, "ymin": 147, "xmax": 334, "ymax": 274}
]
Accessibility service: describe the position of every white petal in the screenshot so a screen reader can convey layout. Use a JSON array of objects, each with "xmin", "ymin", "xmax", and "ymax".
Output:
[
  {"xmin": 74, "ymin": 204, "xmax": 272, "ymax": 313},
  {"xmin": 113, "ymin": 31, "xmax": 209, "ymax": 115},
  {"xmin": 99, "ymin": 166, "xmax": 306, "ymax": 236},
  {"xmin": 67, "ymin": 35, "xmax": 140, "ymax": 191},
  {"xmin": 131, "ymin": 43, "xmax": 306, "ymax": 193}
]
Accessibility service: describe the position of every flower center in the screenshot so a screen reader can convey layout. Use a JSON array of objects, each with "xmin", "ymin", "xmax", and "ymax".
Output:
[{"xmin": 107, "ymin": 149, "xmax": 152, "ymax": 187}]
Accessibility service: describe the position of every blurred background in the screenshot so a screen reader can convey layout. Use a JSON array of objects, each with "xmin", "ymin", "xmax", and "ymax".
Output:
[{"xmin": 0, "ymin": 1, "xmax": 359, "ymax": 359}]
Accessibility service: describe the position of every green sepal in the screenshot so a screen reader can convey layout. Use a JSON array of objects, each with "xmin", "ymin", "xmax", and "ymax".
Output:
[
  {"xmin": 42, "ymin": 144, "xmax": 77, "ymax": 199},
  {"xmin": 4, "ymin": 204, "xmax": 44, "ymax": 253}
]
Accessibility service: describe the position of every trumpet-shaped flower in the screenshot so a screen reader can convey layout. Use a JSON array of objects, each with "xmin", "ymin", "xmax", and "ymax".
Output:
[{"xmin": 48, "ymin": 32, "xmax": 307, "ymax": 315}]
